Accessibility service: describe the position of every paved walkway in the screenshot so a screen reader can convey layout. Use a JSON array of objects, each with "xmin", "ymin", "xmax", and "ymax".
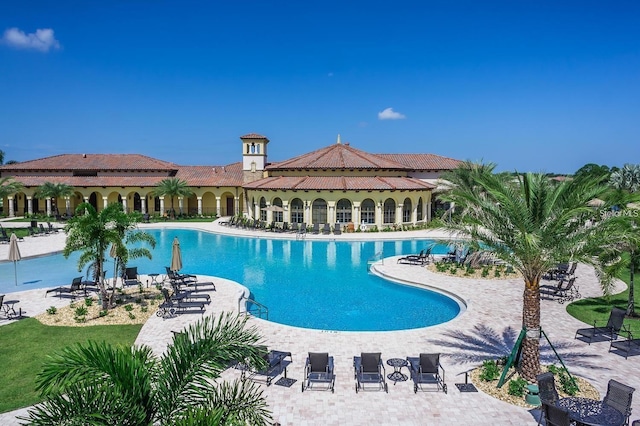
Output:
[{"xmin": 1, "ymin": 219, "xmax": 638, "ymax": 425}]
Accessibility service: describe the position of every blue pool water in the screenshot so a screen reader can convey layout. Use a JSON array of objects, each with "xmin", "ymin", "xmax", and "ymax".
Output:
[{"xmin": 0, "ymin": 229, "xmax": 461, "ymax": 331}]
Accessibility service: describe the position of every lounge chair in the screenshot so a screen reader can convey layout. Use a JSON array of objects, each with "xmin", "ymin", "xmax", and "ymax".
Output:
[
  {"xmin": 302, "ymin": 352, "xmax": 335, "ymax": 393},
  {"xmin": 575, "ymin": 307, "xmax": 628, "ymax": 344},
  {"xmin": 0, "ymin": 227, "xmax": 9, "ymax": 243},
  {"xmin": 541, "ymin": 277, "xmax": 580, "ymax": 303},
  {"xmin": 321, "ymin": 223, "xmax": 331, "ymax": 235},
  {"xmin": 281, "ymin": 222, "xmax": 289, "ymax": 232},
  {"xmin": 312, "ymin": 223, "xmax": 320, "ymax": 234},
  {"xmin": 541, "ymin": 401, "xmax": 572, "ymax": 426},
  {"xmin": 169, "ymin": 282, "xmax": 211, "ymax": 303},
  {"xmin": 289, "ymin": 222, "xmax": 299, "ymax": 233},
  {"xmin": 610, "ymin": 330, "xmax": 640, "ymax": 359},
  {"xmin": 398, "ymin": 247, "xmax": 432, "ymax": 265},
  {"xmin": 156, "ymin": 288, "xmax": 206, "ymax": 318},
  {"xmin": 142, "ymin": 213, "xmax": 150, "ymax": 223},
  {"xmin": 242, "ymin": 349, "xmax": 292, "ymax": 386},
  {"xmin": 333, "ymin": 223, "xmax": 342, "ymax": 235},
  {"xmin": 602, "ymin": 379, "xmax": 635, "ymax": 426},
  {"xmin": 45, "ymin": 276, "xmax": 84, "ymax": 298},
  {"xmin": 353, "ymin": 352, "xmax": 388, "ymax": 393},
  {"xmin": 165, "ymin": 266, "xmax": 197, "ymax": 284},
  {"xmin": 122, "ymin": 267, "xmax": 141, "ymax": 287},
  {"xmin": 38, "ymin": 223, "xmax": 50, "ymax": 235},
  {"xmin": 47, "ymin": 222, "xmax": 59, "ymax": 233},
  {"xmin": 28, "ymin": 226, "xmax": 39, "ymax": 237},
  {"xmin": 406, "ymin": 353, "xmax": 447, "ymax": 393},
  {"xmin": 298, "ymin": 223, "xmax": 307, "ymax": 234}
]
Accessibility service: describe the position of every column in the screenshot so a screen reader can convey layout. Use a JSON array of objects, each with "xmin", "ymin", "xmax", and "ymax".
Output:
[
  {"xmin": 141, "ymin": 197, "xmax": 147, "ymax": 215},
  {"xmin": 353, "ymin": 201, "xmax": 360, "ymax": 226},
  {"xmin": 411, "ymin": 202, "xmax": 418, "ymax": 225},
  {"xmin": 376, "ymin": 201, "xmax": 383, "ymax": 228},
  {"xmin": 8, "ymin": 196, "xmax": 15, "ymax": 217},
  {"xmin": 328, "ymin": 201, "xmax": 335, "ymax": 224},
  {"xmin": 65, "ymin": 197, "xmax": 71, "ymax": 216},
  {"xmin": 46, "ymin": 198, "xmax": 52, "ymax": 217},
  {"xmin": 102, "ymin": 196, "xmax": 108, "ymax": 209},
  {"xmin": 122, "ymin": 197, "xmax": 128, "ymax": 212},
  {"xmin": 397, "ymin": 203, "xmax": 403, "ymax": 225},
  {"xmin": 215, "ymin": 196, "xmax": 221, "ymax": 216},
  {"xmin": 234, "ymin": 196, "xmax": 239, "ymax": 216},
  {"xmin": 197, "ymin": 197, "xmax": 203, "ymax": 216},
  {"xmin": 27, "ymin": 196, "xmax": 33, "ymax": 215},
  {"xmin": 159, "ymin": 197, "xmax": 165, "ymax": 216},
  {"xmin": 283, "ymin": 201, "xmax": 289, "ymax": 223},
  {"xmin": 178, "ymin": 197, "xmax": 184, "ymax": 215}
]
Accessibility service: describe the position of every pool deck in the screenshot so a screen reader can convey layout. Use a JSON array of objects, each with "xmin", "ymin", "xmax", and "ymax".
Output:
[{"xmin": 1, "ymin": 219, "xmax": 639, "ymax": 425}]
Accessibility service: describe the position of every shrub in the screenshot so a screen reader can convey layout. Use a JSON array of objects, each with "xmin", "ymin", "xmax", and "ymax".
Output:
[
  {"xmin": 140, "ymin": 306, "xmax": 148, "ymax": 313},
  {"xmin": 479, "ymin": 359, "xmax": 501, "ymax": 382},
  {"xmin": 548, "ymin": 365, "xmax": 579, "ymax": 395},
  {"xmin": 84, "ymin": 298, "xmax": 93, "ymax": 307},
  {"xmin": 74, "ymin": 306, "xmax": 88, "ymax": 317},
  {"xmin": 481, "ymin": 267, "xmax": 490, "ymax": 277},
  {"xmin": 124, "ymin": 304, "xmax": 134, "ymax": 312},
  {"xmin": 74, "ymin": 316, "xmax": 86, "ymax": 323},
  {"xmin": 98, "ymin": 310, "xmax": 108, "ymax": 318},
  {"xmin": 128, "ymin": 312, "xmax": 136, "ymax": 320},
  {"xmin": 508, "ymin": 377, "xmax": 528, "ymax": 397},
  {"xmin": 46, "ymin": 306, "xmax": 57, "ymax": 315}
]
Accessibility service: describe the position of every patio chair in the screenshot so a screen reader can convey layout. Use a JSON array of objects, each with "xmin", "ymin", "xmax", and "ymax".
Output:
[
  {"xmin": 301, "ymin": 352, "xmax": 335, "ymax": 393},
  {"xmin": 575, "ymin": 307, "xmax": 628, "ymax": 344},
  {"xmin": 541, "ymin": 401, "xmax": 572, "ymax": 426},
  {"xmin": 333, "ymin": 223, "xmax": 342, "ymax": 235},
  {"xmin": 47, "ymin": 222, "xmax": 59, "ymax": 233},
  {"xmin": 603, "ymin": 379, "xmax": 635, "ymax": 426},
  {"xmin": 169, "ymin": 282, "xmax": 211, "ymax": 303},
  {"xmin": 322, "ymin": 223, "xmax": 331, "ymax": 235},
  {"xmin": 165, "ymin": 266, "xmax": 198, "ymax": 285},
  {"xmin": 556, "ymin": 261, "xmax": 577, "ymax": 281},
  {"xmin": 537, "ymin": 372, "xmax": 559, "ymax": 403},
  {"xmin": 312, "ymin": 223, "xmax": 320, "ymax": 234},
  {"xmin": 122, "ymin": 267, "xmax": 141, "ymax": 287},
  {"xmin": 298, "ymin": 223, "xmax": 307, "ymax": 234},
  {"xmin": 289, "ymin": 222, "xmax": 299, "ymax": 233},
  {"xmin": 353, "ymin": 352, "xmax": 388, "ymax": 393},
  {"xmin": 157, "ymin": 288, "xmax": 206, "ymax": 318},
  {"xmin": 406, "ymin": 353, "xmax": 447, "ymax": 393},
  {"xmin": 242, "ymin": 349, "xmax": 292, "ymax": 386},
  {"xmin": 45, "ymin": 276, "xmax": 84, "ymax": 298}
]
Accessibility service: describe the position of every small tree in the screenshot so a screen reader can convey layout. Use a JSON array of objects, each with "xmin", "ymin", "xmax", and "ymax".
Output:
[
  {"xmin": 34, "ymin": 182, "xmax": 75, "ymax": 217},
  {"xmin": 63, "ymin": 202, "xmax": 156, "ymax": 310},
  {"xmin": 153, "ymin": 178, "xmax": 194, "ymax": 218},
  {"xmin": 0, "ymin": 177, "xmax": 24, "ymax": 216}
]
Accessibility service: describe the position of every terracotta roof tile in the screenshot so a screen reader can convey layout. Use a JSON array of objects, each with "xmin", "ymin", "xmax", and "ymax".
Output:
[
  {"xmin": 240, "ymin": 133, "xmax": 268, "ymax": 140},
  {"xmin": 0, "ymin": 154, "xmax": 178, "ymax": 171},
  {"xmin": 268, "ymin": 143, "xmax": 410, "ymax": 170},
  {"xmin": 243, "ymin": 176, "xmax": 434, "ymax": 191},
  {"xmin": 376, "ymin": 153, "xmax": 462, "ymax": 170},
  {"xmin": 175, "ymin": 163, "xmax": 243, "ymax": 186}
]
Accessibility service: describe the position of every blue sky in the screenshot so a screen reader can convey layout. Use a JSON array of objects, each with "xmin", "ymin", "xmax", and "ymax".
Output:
[{"xmin": 1, "ymin": 1, "xmax": 639, "ymax": 174}]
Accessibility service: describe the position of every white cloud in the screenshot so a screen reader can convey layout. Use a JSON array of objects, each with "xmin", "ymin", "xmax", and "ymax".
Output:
[
  {"xmin": 2, "ymin": 27, "xmax": 61, "ymax": 52},
  {"xmin": 377, "ymin": 107, "xmax": 406, "ymax": 120}
]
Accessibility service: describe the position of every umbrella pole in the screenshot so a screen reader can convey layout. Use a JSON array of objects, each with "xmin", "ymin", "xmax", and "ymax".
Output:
[{"xmin": 14, "ymin": 260, "xmax": 17, "ymax": 286}]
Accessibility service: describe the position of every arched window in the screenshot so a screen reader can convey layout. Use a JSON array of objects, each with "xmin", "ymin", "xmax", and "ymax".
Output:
[
  {"xmin": 312, "ymin": 199, "xmax": 327, "ymax": 224},
  {"xmin": 336, "ymin": 198, "xmax": 352, "ymax": 223},
  {"xmin": 361, "ymin": 199, "xmax": 375, "ymax": 224},
  {"xmin": 259, "ymin": 197, "xmax": 267, "ymax": 221},
  {"xmin": 417, "ymin": 197, "xmax": 424, "ymax": 221},
  {"xmin": 290, "ymin": 198, "xmax": 304, "ymax": 223},
  {"xmin": 383, "ymin": 198, "xmax": 396, "ymax": 224},
  {"xmin": 402, "ymin": 198, "xmax": 412, "ymax": 223},
  {"xmin": 273, "ymin": 197, "xmax": 283, "ymax": 222}
]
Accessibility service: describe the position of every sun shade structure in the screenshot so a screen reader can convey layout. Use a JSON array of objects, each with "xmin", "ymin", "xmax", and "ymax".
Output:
[
  {"xmin": 170, "ymin": 237, "xmax": 183, "ymax": 272},
  {"xmin": 8, "ymin": 233, "xmax": 21, "ymax": 286}
]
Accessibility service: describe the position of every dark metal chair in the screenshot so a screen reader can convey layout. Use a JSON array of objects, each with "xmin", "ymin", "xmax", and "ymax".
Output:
[
  {"xmin": 575, "ymin": 307, "xmax": 627, "ymax": 344},
  {"xmin": 406, "ymin": 353, "xmax": 447, "ymax": 393},
  {"xmin": 302, "ymin": 352, "xmax": 335, "ymax": 393},
  {"xmin": 353, "ymin": 352, "xmax": 388, "ymax": 393},
  {"xmin": 242, "ymin": 349, "xmax": 292, "ymax": 386},
  {"xmin": 542, "ymin": 401, "xmax": 572, "ymax": 426},
  {"xmin": 603, "ymin": 379, "xmax": 635, "ymax": 426}
]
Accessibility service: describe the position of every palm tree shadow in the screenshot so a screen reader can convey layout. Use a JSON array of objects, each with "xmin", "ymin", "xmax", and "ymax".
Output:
[{"xmin": 430, "ymin": 324, "xmax": 606, "ymax": 370}]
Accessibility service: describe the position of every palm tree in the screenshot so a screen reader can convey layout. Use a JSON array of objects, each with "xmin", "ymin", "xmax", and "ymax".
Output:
[
  {"xmin": 63, "ymin": 202, "xmax": 156, "ymax": 310},
  {"xmin": 0, "ymin": 177, "xmax": 24, "ymax": 216},
  {"xmin": 610, "ymin": 164, "xmax": 640, "ymax": 193},
  {"xmin": 34, "ymin": 182, "xmax": 75, "ymax": 217},
  {"xmin": 22, "ymin": 313, "xmax": 273, "ymax": 425},
  {"xmin": 438, "ymin": 162, "xmax": 624, "ymax": 382},
  {"xmin": 154, "ymin": 178, "xmax": 194, "ymax": 218}
]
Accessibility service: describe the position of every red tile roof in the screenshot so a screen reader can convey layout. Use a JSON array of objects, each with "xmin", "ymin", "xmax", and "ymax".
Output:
[
  {"xmin": 243, "ymin": 176, "xmax": 434, "ymax": 191},
  {"xmin": 240, "ymin": 133, "xmax": 269, "ymax": 140},
  {"xmin": 376, "ymin": 154, "xmax": 462, "ymax": 170},
  {"xmin": 175, "ymin": 163, "xmax": 243, "ymax": 186},
  {"xmin": 268, "ymin": 143, "xmax": 410, "ymax": 170},
  {"xmin": 0, "ymin": 154, "xmax": 178, "ymax": 171}
]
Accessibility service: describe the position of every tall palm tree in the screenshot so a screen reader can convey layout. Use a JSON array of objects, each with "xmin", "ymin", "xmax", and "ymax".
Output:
[
  {"xmin": 34, "ymin": 182, "xmax": 75, "ymax": 216},
  {"xmin": 22, "ymin": 313, "xmax": 273, "ymax": 425},
  {"xmin": 154, "ymin": 178, "xmax": 194, "ymax": 218},
  {"xmin": 64, "ymin": 202, "xmax": 156, "ymax": 310},
  {"xmin": 439, "ymin": 162, "xmax": 624, "ymax": 382}
]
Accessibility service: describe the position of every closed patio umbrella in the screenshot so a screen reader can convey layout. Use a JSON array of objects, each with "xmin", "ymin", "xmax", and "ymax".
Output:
[
  {"xmin": 171, "ymin": 237, "xmax": 183, "ymax": 272},
  {"xmin": 8, "ymin": 233, "xmax": 21, "ymax": 286},
  {"xmin": 261, "ymin": 205, "xmax": 284, "ymax": 212}
]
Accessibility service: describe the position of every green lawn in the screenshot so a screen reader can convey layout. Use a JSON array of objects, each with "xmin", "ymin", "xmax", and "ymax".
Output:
[
  {"xmin": 0, "ymin": 318, "xmax": 141, "ymax": 413},
  {"xmin": 566, "ymin": 268, "xmax": 640, "ymax": 335}
]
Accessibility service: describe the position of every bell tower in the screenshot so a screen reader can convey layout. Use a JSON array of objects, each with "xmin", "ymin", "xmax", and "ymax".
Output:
[{"xmin": 241, "ymin": 133, "xmax": 269, "ymax": 184}]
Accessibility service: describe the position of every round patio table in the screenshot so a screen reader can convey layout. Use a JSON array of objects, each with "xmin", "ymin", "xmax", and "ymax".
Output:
[
  {"xmin": 386, "ymin": 358, "xmax": 408, "ymax": 384},
  {"xmin": 558, "ymin": 397, "xmax": 624, "ymax": 426}
]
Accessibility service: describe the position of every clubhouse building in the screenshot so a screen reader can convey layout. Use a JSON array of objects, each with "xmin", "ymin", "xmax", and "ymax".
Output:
[{"xmin": 0, "ymin": 134, "xmax": 462, "ymax": 229}]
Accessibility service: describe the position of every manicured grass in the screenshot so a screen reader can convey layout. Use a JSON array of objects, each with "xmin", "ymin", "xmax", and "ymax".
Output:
[
  {"xmin": 566, "ymin": 268, "xmax": 640, "ymax": 335},
  {"xmin": 0, "ymin": 318, "xmax": 141, "ymax": 413}
]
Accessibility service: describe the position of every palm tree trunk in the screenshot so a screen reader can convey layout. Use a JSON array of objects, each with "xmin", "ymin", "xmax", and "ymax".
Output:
[{"xmin": 520, "ymin": 278, "xmax": 541, "ymax": 382}]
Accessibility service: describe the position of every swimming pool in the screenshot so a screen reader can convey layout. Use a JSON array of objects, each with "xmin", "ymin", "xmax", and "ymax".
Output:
[{"xmin": 0, "ymin": 229, "xmax": 462, "ymax": 331}]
